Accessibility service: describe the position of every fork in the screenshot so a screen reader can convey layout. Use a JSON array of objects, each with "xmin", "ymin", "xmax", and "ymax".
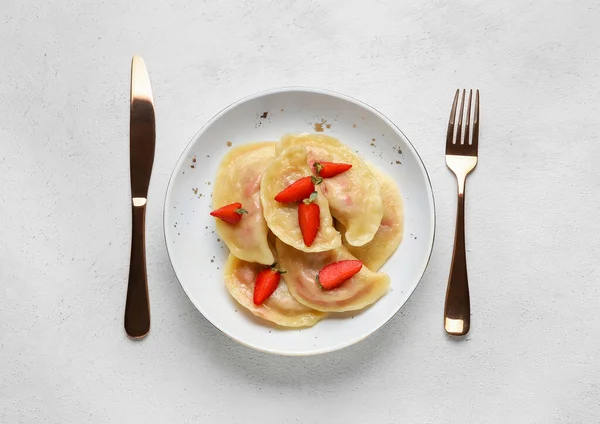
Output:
[{"xmin": 444, "ymin": 89, "xmax": 479, "ymax": 336}]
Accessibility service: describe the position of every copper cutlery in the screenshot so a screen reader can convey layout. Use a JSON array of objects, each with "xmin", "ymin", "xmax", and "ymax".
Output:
[
  {"xmin": 444, "ymin": 89, "xmax": 479, "ymax": 336},
  {"xmin": 125, "ymin": 56, "xmax": 155, "ymax": 338}
]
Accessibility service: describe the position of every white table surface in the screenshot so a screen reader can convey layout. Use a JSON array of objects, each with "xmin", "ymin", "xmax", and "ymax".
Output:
[{"xmin": 2, "ymin": 0, "xmax": 600, "ymax": 422}]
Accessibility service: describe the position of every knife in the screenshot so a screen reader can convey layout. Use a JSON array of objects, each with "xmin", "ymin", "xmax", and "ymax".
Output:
[{"xmin": 125, "ymin": 56, "xmax": 155, "ymax": 338}]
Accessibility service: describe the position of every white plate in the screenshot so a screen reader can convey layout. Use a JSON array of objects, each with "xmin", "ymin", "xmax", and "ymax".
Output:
[{"xmin": 164, "ymin": 87, "xmax": 435, "ymax": 356}]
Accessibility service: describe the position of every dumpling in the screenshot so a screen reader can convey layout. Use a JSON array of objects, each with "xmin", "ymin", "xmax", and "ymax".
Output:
[
  {"xmin": 276, "ymin": 133, "xmax": 383, "ymax": 247},
  {"xmin": 260, "ymin": 145, "xmax": 341, "ymax": 253},
  {"xmin": 339, "ymin": 164, "xmax": 404, "ymax": 271},
  {"xmin": 224, "ymin": 254, "xmax": 326, "ymax": 327},
  {"xmin": 276, "ymin": 237, "xmax": 390, "ymax": 312},
  {"xmin": 213, "ymin": 142, "xmax": 275, "ymax": 265}
]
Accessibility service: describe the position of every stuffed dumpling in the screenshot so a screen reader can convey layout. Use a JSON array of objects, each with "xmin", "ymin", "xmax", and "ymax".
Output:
[
  {"xmin": 276, "ymin": 238, "xmax": 390, "ymax": 312},
  {"xmin": 276, "ymin": 133, "xmax": 384, "ymax": 247},
  {"xmin": 260, "ymin": 145, "xmax": 341, "ymax": 253},
  {"xmin": 212, "ymin": 142, "xmax": 275, "ymax": 265},
  {"xmin": 339, "ymin": 164, "xmax": 404, "ymax": 271},
  {"xmin": 224, "ymin": 254, "xmax": 326, "ymax": 327}
]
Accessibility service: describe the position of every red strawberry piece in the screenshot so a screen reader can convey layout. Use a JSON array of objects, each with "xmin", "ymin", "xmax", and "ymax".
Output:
[
  {"xmin": 275, "ymin": 175, "xmax": 322, "ymax": 203},
  {"xmin": 253, "ymin": 263, "xmax": 286, "ymax": 305},
  {"xmin": 298, "ymin": 191, "xmax": 320, "ymax": 246},
  {"xmin": 313, "ymin": 161, "xmax": 352, "ymax": 178},
  {"xmin": 209, "ymin": 202, "xmax": 248, "ymax": 224},
  {"xmin": 316, "ymin": 260, "xmax": 363, "ymax": 290}
]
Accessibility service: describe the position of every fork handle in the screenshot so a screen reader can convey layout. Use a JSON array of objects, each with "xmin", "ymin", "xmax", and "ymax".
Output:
[
  {"xmin": 124, "ymin": 201, "xmax": 151, "ymax": 338},
  {"xmin": 444, "ymin": 176, "xmax": 471, "ymax": 336}
]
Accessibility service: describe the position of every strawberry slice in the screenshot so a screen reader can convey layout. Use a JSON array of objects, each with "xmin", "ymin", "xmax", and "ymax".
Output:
[
  {"xmin": 210, "ymin": 202, "xmax": 248, "ymax": 224},
  {"xmin": 298, "ymin": 191, "xmax": 320, "ymax": 246},
  {"xmin": 275, "ymin": 176, "xmax": 322, "ymax": 203},
  {"xmin": 316, "ymin": 260, "xmax": 363, "ymax": 290},
  {"xmin": 313, "ymin": 162, "xmax": 352, "ymax": 178},
  {"xmin": 253, "ymin": 263, "xmax": 286, "ymax": 305}
]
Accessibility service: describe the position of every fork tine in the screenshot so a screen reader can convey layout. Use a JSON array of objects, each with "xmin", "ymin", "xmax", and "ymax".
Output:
[
  {"xmin": 456, "ymin": 89, "xmax": 465, "ymax": 144},
  {"xmin": 472, "ymin": 90, "xmax": 480, "ymax": 150},
  {"xmin": 464, "ymin": 90, "xmax": 472, "ymax": 146},
  {"xmin": 446, "ymin": 89, "xmax": 459, "ymax": 145}
]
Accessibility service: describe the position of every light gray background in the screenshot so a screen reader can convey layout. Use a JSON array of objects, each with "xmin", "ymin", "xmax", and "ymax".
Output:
[{"xmin": 1, "ymin": 0, "xmax": 599, "ymax": 423}]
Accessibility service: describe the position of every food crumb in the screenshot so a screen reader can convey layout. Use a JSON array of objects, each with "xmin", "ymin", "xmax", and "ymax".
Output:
[
  {"xmin": 190, "ymin": 165, "xmax": 195, "ymax": 169},
  {"xmin": 396, "ymin": 160, "xmax": 401, "ymax": 164},
  {"xmin": 313, "ymin": 119, "xmax": 327, "ymax": 132},
  {"xmin": 352, "ymin": 124, "xmax": 356, "ymax": 128},
  {"xmin": 260, "ymin": 111, "xmax": 269, "ymax": 119},
  {"xmin": 280, "ymin": 108, "xmax": 284, "ymax": 112},
  {"xmin": 217, "ymin": 238, "xmax": 220, "ymax": 242},
  {"xmin": 192, "ymin": 157, "xmax": 197, "ymax": 163},
  {"xmin": 372, "ymin": 138, "xmax": 376, "ymax": 142},
  {"xmin": 325, "ymin": 123, "xmax": 331, "ymax": 129},
  {"xmin": 192, "ymin": 188, "xmax": 198, "ymax": 194},
  {"xmin": 226, "ymin": 141, "xmax": 232, "ymax": 147},
  {"xmin": 211, "ymin": 259, "xmax": 214, "ymax": 263}
]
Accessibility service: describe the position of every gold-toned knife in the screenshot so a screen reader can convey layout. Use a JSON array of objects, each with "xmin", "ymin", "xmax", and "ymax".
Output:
[{"xmin": 125, "ymin": 56, "xmax": 155, "ymax": 338}]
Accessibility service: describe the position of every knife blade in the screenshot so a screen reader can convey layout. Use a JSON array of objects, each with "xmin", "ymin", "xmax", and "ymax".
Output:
[{"xmin": 125, "ymin": 55, "xmax": 155, "ymax": 338}]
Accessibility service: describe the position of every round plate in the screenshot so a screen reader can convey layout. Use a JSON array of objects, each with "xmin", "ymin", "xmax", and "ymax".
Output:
[{"xmin": 164, "ymin": 87, "xmax": 435, "ymax": 356}]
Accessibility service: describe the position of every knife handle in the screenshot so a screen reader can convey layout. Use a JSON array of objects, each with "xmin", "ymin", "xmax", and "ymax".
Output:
[{"xmin": 124, "ymin": 198, "xmax": 151, "ymax": 338}]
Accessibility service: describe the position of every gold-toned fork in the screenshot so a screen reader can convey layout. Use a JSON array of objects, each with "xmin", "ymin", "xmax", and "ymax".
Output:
[{"xmin": 444, "ymin": 89, "xmax": 479, "ymax": 336}]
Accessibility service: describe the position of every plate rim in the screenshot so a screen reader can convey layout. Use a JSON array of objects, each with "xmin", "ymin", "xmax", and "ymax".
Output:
[{"xmin": 163, "ymin": 86, "xmax": 437, "ymax": 356}]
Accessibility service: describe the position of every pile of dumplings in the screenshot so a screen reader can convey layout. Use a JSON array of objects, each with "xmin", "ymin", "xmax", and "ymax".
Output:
[{"xmin": 212, "ymin": 133, "xmax": 404, "ymax": 328}]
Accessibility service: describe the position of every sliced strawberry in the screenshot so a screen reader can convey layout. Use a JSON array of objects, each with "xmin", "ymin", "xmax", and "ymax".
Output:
[
  {"xmin": 210, "ymin": 202, "xmax": 248, "ymax": 224},
  {"xmin": 298, "ymin": 191, "xmax": 320, "ymax": 246},
  {"xmin": 313, "ymin": 161, "xmax": 352, "ymax": 178},
  {"xmin": 316, "ymin": 260, "xmax": 363, "ymax": 290},
  {"xmin": 253, "ymin": 263, "xmax": 285, "ymax": 305},
  {"xmin": 275, "ymin": 176, "xmax": 322, "ymax": 203}
]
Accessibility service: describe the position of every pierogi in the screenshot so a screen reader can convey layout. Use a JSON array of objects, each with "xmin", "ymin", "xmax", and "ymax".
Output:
[
  {"xmin": 276, "ymin": 133, "xmax": 383, "ymax": 247},
  {"xmin": 224, "ymin": 254, "xmax": 326, "ymax": 327},
  {"xmin": 339, "ymin": 164, "xmax": 404, "ymax": 271},
  {"xmin": 213, "ymin": 142, "xmax": 275, "ymax": 265},
  {"xmin": 275, "ymin": 238, "xmax": 390, "ymax": 312},
  {"xmin": 211, "ymin": 133, "xmax": 405, "ymax": 328},
  {"xmin": 260, "ymin": 145, "xmax": 341, "ymax": 253}
]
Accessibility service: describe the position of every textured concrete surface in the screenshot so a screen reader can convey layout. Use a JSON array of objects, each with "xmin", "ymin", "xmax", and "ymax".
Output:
[{"xmin": 1, "ymin": 0, "xmax": 600, "ymax": 422}]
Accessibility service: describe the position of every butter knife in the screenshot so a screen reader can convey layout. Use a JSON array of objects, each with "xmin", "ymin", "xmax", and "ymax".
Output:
[{"xmin": 125, "ymin": 56, "xmax": 155, "ymax": 338}]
